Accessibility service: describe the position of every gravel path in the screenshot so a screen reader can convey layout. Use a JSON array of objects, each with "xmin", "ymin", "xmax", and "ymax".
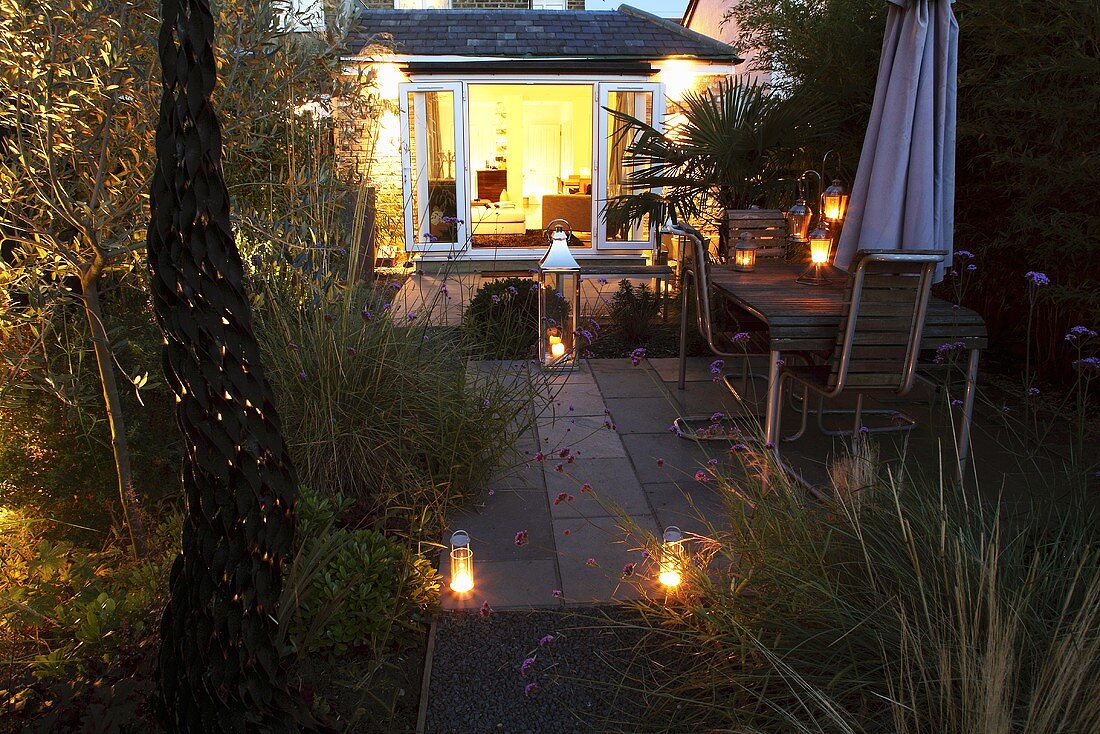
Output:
[{"xmin": 426, "ymin": 608, "xmax": 647, "ymax": 734}]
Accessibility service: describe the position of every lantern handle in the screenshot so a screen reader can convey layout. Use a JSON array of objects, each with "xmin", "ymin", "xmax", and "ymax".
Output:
[{"xmin": 544, "ymin": 219, "xmax": 573, "ymax": 242}]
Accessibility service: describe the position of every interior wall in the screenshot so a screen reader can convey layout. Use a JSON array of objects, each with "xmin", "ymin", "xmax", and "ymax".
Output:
[{"xmin": 467, "ymin": 84, "xmax": 593, "ymax": 203}]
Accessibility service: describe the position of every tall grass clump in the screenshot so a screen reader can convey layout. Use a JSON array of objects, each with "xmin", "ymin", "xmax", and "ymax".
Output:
[
  {"xmin": 613, "ymin": 447, "xmax": 1100, "ymax": 733},
  {"xmin": 250, "ymin": 250, "xmax": 537, "ymax": 522}
]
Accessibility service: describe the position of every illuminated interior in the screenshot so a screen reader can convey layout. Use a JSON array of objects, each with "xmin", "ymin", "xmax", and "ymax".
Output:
[{"xmin": 467, "ymin": 84, "xmax": 594, "ymax": 248}]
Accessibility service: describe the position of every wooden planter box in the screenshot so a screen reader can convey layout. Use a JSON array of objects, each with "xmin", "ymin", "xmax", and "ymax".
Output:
[{"xmin": 724, "ymin": 209, "xmax": 789, "ymax": 264}]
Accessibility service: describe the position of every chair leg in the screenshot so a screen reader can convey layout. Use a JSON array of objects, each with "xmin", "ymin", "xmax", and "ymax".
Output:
[
  {"xmin": 677, "ymin": 273, "xmax": 690, "ymax": 390},
  {"xmin": 783, "ymin": 383, "xmax": 810, "ymax": 442},
  {"xmin": 814, "ymin": 394, "xmax": 918, "ymax": 438}
]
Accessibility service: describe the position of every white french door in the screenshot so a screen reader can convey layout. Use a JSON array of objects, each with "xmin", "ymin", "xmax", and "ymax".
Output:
[
  {"xmin": 399, "ymin": 82, "xmax": 469, "ymax": 253},
  {"xmin": 594, "ymin": 82, "xmax": 663, "ymax": 251}
]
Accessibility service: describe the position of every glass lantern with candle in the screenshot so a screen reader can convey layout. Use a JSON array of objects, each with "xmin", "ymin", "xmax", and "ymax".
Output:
[
  {"xmin": 732, "ymin": 231, "xmax": 760, "ymax": 272},
  {"xmin": 785, "ymin": 197, "xmax": 813, "ymax": 244},
  {"xmin": 449, "ymin": 530, "xmax": 474, "ymax": 593},
  {"xmin": 658, "ymin": 526, "xmax": 685, "ymax": 588},
  {"xmin": 797, "ymin": 222, "xmax": 835, "ymax": 285},
  {"xmin": 822, "ymin": 178, "xmax": 849, "ymax": 223},
  {"xmin": 538, "ymin": 221, "xmax": 582, "ymax": 371}
]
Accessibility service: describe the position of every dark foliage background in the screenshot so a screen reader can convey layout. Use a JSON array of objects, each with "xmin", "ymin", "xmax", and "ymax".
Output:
[{"xmin": 730, "ymin": 0, "xmax": 1099, "ymax": 379}]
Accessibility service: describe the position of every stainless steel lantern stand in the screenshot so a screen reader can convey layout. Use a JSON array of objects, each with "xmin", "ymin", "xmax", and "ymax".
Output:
[{"xmin": 538, "ymin": 221, "xmax": 582, "ymax": 371}]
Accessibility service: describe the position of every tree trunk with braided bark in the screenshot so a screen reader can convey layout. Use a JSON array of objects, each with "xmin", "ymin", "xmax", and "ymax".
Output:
[{"xmin": 147, "ymin": 1, "xmax": 315, "ymax": 730}]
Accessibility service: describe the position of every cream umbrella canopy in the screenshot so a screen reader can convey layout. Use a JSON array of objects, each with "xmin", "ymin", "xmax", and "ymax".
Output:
[{"xmin": 833, "ymin": 0, "xmax": 959, "ymax": 281}]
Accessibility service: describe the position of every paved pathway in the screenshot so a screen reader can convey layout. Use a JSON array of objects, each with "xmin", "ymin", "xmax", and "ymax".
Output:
[
  {"xmin": 441, "ymin": 355, "xmax": 1062, "ymax": 611},
  {"xmin": 441, "ymin": 357, "xmax": 740, "ymax": 610}
]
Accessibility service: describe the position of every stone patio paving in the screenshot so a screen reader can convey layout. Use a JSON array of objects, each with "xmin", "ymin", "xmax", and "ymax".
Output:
[{"xmin": 440, "ymin": 356, "xmax": 1062, "ymax": 611}]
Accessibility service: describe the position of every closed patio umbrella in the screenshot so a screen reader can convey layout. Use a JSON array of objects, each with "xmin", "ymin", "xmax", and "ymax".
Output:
[{"xmin": 833, "ymin": 0, "xmax": 958, "ymax": 281}]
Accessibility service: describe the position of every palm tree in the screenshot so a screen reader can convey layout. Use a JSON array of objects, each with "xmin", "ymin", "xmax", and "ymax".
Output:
[{"xmin": 605, "ymin": 77, "xmax": 839, "ymax": 236}]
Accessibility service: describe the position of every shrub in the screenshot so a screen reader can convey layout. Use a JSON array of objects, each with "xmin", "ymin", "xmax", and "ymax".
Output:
[
  {"xmin": 283, "ymin": 489, "xmax": 440, "ymax": 658},
  {"xmin": 608, "ymin": 279, "xmax": 661, "ymax": 344},
  {"xmin": 0, "ymin": 508, "xmax": 178, "ymax": 730},
  {"xmin": 612, "ymin": 449, "xmax": 1100, "ymax": 733},
  {"xmin": 462, "ymin": 277, "xmax": 540, "ymax": 359}
]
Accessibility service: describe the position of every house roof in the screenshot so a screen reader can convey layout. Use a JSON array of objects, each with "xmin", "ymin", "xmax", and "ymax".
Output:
[{"xmin": 345, "ymin": 5, "xmax": 742, "ymax": 62}]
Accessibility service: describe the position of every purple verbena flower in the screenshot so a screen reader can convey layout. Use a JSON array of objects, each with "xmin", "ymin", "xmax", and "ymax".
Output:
[
  {"xmin": 694, "ymin": 470, "xmax": 708, "ymax": 482},
  {"xmin": 521, "ymin": 657, "xmax": 535, "ymax": 677},
  {"xmin": 479, "ymin": 600, "xmax": 492, "ymax": 618},
  {"xmin": 361, "ymin": 308, "xmax": 372, "ymax": 321},
  {"xmin": 1027, "ymin": 387, "xmax": 1040, "ymax": 397},
  {"xmin": 710, "ymin": 411, "xmax": 724, "ymax": 422},
  {"xmin": 1025, "ymin": 271, "xmax": 1050, "ymax": 287},
  {"xmin": 491, "ymin": 294, "xmax": 501, "ymax": 304},
  {"xmin": 1065, "ymin": 326, "xmax": 1098, "ymax": 342},
  {"xmin": 966, "ymin": 263, "xmax": 977, "ymax": 272},
  {"xmin": 539, "ymin": 634, "xmax": 554, "ymax": 647},
  {"xmin": 524, "ymin": 682, "xmax": 540, "ymax": 698},
  {"xmin": 955, "ymin": 250, "xmax": 974, "ymax": 260},
  {"xmin": 552, "ymin": 589, "xmax": 563, "ymax": 599},
  {"xmin": 621, "ymin": 563, "xmax": 635, "ymax": 577},
  {"xmin": 630, "ymin": 347, "xmax": 647, "ymax": 366}
]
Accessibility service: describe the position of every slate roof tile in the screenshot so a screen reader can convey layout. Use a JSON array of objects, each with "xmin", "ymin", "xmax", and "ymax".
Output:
[{"xmin": 346, "ymin": 7, "xmax": 740, "ymax": 61}]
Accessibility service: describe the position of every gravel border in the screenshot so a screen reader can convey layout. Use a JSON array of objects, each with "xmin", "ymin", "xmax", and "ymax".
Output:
[{"xmin": 425, "ymin": 607, "xmax": 647, "ymax": 734}]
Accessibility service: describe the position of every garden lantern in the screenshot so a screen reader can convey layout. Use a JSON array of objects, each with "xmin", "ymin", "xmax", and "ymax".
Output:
[
  {"xmin": 538, "ymin": 221, "xmax": 581, "ymax": 371},
  {"xmin": 449, "ymin": 530, "xmax": 474, "ymax": 593},
  {"xmin": 798, "ymin": 221, "xmax": 834, "ymax": 285},
  {"xmin": 658, "ymin": 526, "xmax": 685, "ymax": 588},
  {"xmin": 732, "ymin": 231, "xmax": 759, "ymax": 272},
  {"xmin": 785, "ymin": 197, "xmax": 813, "ymax": 243},
  {"xmin": 822, "ymin": 178, "xmax": 849, "ymax": 222}
]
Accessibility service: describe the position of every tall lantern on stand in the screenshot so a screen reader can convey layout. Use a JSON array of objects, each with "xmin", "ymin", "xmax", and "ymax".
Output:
[{"xmin": 538, "ymin": 220, "xmax": 581, "ymax": 371}]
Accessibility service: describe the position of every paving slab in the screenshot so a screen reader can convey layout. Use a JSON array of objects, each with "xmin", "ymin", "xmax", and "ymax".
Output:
[
  {"xmin": 440, "ymin": 558, "xmax": 561, "ymax": 611},
  {"xmin": 445, "ymin": 489, "xmax": 556, "ymax": 562},
  {"xmin": 621, "ymin": 432, "xmax": 716, "ymax": 479},
  {"xmin": 545, "ymin": 457, "xmax": 653, "ymax": 519},
  {"xmin": 551, "ymin": 513, "xmax": 658, "ymax": 604},
  {"xmin": 537, "ymin": 414, "xmax": 627, "ymax": 459},
  {"xmin": 604, "ymin": 396, "xmax": 682, "ymax": 435},
  {"xmin": 534, "ymin": 380, "xmax": 608, "ymax": 419},
  {"xmin": 592, "ymin": 366, "xmax": 670, "ymax": 399},
  {"xmin": 644, "ymin": 481, "xmax": 730, "ymax": 537}
]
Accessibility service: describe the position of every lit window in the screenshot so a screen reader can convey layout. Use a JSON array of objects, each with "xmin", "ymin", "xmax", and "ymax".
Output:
[
  {"xmin": 532, "ymin": 0, "xmax": 567, "ymax": 8},
  {"xmin": 395, "ymin": 0, "xmax": 451, "ymax": 8}
]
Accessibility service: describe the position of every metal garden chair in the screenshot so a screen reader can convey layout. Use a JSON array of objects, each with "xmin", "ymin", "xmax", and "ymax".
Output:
[{"xmin": 773, "ymin": 250, "xmax": 945, "ymax": 453}]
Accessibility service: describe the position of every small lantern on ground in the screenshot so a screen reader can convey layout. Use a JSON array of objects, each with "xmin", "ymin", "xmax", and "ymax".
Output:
[
  {"xmin": 785, "ymin": 198, "xmax": 813, "ymax": 243},
  {"xmin": 538, "ymin": 220, "xmax": 581, "ymax": 371},
  {"xmin": 798, "ymin": 221, "xmax": 834, "ymax": 285},
  {"xmin": 822, "ymin": 178, "xmax": 849, "ymax": 223},
  {"xmin": 658, "ymin": 526, "xmax": 685, "ymax": 588},
  {"xmin": 732, "ymin": 231, "xmax": 760, "ymax": 272},
  {"xmin": 449, "ymin": 530, "xmax": 474, "ymax": 593}
]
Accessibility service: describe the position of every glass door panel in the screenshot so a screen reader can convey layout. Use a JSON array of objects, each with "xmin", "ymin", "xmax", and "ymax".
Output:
[
  {"xmin": 595, "ymin": 83, "xmax": 663, "ymax": 251},
  {"xmin": 400, "ymin": 83, "xmax": 468, "ymax": 253}
]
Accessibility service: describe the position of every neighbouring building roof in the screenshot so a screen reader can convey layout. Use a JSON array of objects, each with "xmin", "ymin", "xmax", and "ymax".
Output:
[{"xmin": 345, "ymin": 5, "xmax": 742, "ymax": 61}]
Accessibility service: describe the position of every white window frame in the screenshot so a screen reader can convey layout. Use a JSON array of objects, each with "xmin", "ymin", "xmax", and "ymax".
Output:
[
  {"xmin": 594, "ymin": 82, "xmax": 664, "ymax": 252},
  {"xmin": 398, "ymin": 82, "xmax": 470, "ymax": 254},
  {"xmin": 531, "ymin": 0, "xmax": 568, "ymax": 9}
]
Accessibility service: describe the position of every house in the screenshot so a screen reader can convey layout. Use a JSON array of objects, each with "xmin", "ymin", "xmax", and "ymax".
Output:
[
  {"xmin": 680, "ymin": 0, "xmax": 768, "ymax": 86},
  {"xmin": 335, "ymin": 5, "xmax": 741, "ymax": 269}
]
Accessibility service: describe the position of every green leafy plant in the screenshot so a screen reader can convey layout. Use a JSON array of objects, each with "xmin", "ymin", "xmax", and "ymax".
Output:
[
  {"xmin": 608, "ymin": 279, "xmax": 661, "ymax": 344},
  {"xmin": 462, "ymin": 277, "xmax": 540, "ymax": 359},
  {"xmin": 282, "ymin": 489, "xmax": 440, "ymax": 658},
  {"xmin": 604, "ymin": 76, "xmax": 840, "ymax": 236}
]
